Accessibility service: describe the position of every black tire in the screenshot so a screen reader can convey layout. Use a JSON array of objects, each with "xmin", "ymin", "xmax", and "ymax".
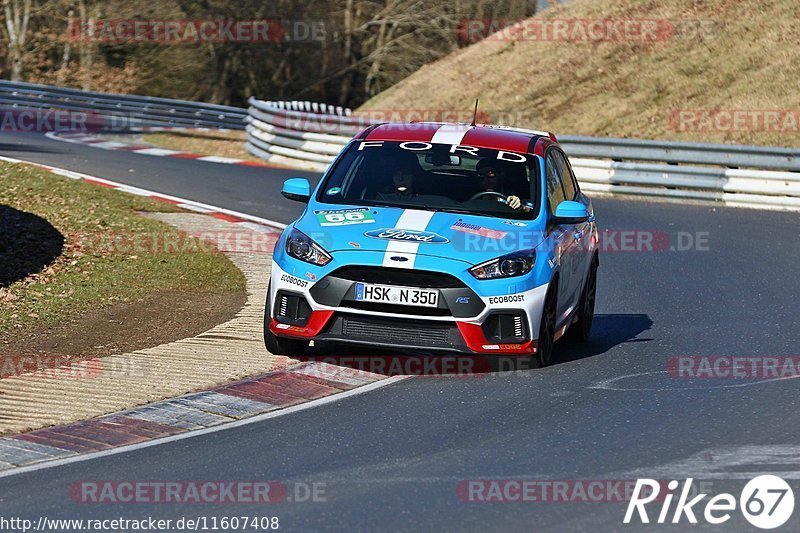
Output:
[
  {"xmin": 536, "ymin": 282, "xmax": 558, "ymax": 367},
  {"xmin": 263, "ymin": 282, "xmax": 310, "ymax": 356},
  {"xmin": 566, "ymin": 256, "xmax": 598, "ymax": 343}
]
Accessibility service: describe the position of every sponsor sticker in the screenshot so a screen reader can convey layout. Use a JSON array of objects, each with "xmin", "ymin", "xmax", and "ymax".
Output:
[
  {"xmin": 315, "ymin": 208, "xmax": 375, "ymax": 227},
  {"xmin": 450, "ymin": 220, "xmax": 507, "ymax": 240},
  {"xmin": 488, "ymin": 294, "xmax": 525, "ymax": 304},
  {"xmin": 502, "ymin": 220, "xmax": 528, "ymax": 227},
  {"xmin": 497, "ymin": 343, "xmax": 525, "ymax": 350},
  {"xmin": 280, "ymin": 274, "xmax": 308, "ymax": 288},
  {"xmin": 275, "ymin": 323, "xmax": 306, "ymax": 333}
]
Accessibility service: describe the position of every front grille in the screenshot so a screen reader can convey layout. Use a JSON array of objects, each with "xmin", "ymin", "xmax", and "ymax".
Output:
[
  {"xmin": 343, "ymin": 301, "xmax": 451, "ymax": 316},
  {"xmin": 342, "ymin": 315, "xmax": 452, "ymax": 346},
  {"xmin": 330, "ymin": 266, "xmax": 464, "ymax": 289}
]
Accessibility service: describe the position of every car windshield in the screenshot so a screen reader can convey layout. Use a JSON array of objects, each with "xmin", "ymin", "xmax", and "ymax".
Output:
[{"xmin": 317, "ymin": 139, "xmax": 540, "ymax": 220}]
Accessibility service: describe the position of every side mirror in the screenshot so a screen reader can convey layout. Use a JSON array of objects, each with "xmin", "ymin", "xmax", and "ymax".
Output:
[
  {"xmin": 281, "ymin": 177, "xmax": 311, "ymax": 203},
  {"xmin": 553, "ymin": 200, "xmax": 589, "ymax": 224}
]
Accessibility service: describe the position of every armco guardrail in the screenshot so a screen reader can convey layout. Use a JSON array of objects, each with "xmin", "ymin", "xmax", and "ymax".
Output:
[
  {"xmin": 0, "ymin": 80, "xmax": 247, "ymax": 130},
  {"xmin": 558, "ymin": 136, "xmax": 800, "ymax": 172},
  {"xmin": 245, "ymin": 97, "xmax": 366, "ymax": 169},
  {"xmin": 246, "ymin": 98, "xmax": 800, "ymax": 211}
]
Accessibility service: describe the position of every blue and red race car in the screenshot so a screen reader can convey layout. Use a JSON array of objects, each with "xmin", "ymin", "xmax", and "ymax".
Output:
[{"xmin": 265, "ymin": 122, "xmax": 598, "ymax": 366}]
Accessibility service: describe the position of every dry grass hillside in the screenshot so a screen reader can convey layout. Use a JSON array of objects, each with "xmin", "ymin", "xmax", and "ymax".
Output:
[{"xmin": 358, "ymin": 0, "xmax": 800, "ymax": 147}]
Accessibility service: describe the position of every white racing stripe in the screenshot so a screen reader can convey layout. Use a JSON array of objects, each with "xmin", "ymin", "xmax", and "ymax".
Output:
[
  {"xmin": 381, "ymin": 209, "xmax": 436, "ymax": 268},
  {"xmin": 430, "ymin": 124, "xmax": 472, "ymax": 146}
]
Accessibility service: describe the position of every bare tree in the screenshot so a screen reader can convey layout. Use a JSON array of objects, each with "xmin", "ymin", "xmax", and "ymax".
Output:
[
  {"xmin": 1, "ymin": 0, "xmax": 538, "ymax": 106},
  {"xmin": 55, "ymin": 6, "xmax": 72, "ymax": 84},
  {"xmin": 3, "ymin": 0, "xmax": 33, "ymax": 80}
]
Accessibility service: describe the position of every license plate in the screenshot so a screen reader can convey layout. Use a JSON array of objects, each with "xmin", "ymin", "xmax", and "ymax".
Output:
[{"xmin": 354, "ymin": 283, "xmax": 439, "ymax": 308}]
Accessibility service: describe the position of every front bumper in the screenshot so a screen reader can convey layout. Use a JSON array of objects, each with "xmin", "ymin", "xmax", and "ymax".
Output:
[{"xmin": 268, "ymin": 262, "xmax": 548, "ymax": 355}]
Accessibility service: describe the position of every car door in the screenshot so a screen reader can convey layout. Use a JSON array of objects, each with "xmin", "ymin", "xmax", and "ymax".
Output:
[
  {"xmin": 544, "ymin": 151, "xmax": 576, "ymax": 326},
  {"xmin": 553, "ymin": 149, "xmax": 593, "ymax": 292}
]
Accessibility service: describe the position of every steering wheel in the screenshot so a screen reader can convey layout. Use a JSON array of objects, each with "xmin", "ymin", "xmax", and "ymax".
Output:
[{"xmin": 469, "ymin": 191, "xmax": 507, "ymax": 202}]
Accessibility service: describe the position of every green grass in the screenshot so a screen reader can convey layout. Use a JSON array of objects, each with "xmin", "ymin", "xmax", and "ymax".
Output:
[
  {"xmin": 0, "ymin": 162, "xmax": 246, "ymax": 339},
  {"xmin": 142, "ymin": 130, "xmax": 259, "ymax": 163}
]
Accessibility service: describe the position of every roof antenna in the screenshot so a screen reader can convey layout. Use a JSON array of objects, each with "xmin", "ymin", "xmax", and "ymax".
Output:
[{"xmin": 470, "ymin": 98, "xmax": 479, "ymax": 127}]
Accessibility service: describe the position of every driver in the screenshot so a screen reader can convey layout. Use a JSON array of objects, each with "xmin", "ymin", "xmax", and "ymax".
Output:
[
  {"xmin": 475, "ymin": 159, "xmax": 530, "ymax": 211},
  {"xmin": 377, "ymin": 167, "xmax": 418, "ymax": 201}
]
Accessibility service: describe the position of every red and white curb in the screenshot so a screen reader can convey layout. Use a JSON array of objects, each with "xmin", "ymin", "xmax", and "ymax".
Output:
[
  {"xmin": 45, "ymin": 129, "xmax": 273, "ymax": 168},
  {"xmin": 0, "ymin": 156, "xmax": 406, "ymax": 476},
  {"xmin": 0, "ymin": 362, "xmax": 400, "ymax": 477}
]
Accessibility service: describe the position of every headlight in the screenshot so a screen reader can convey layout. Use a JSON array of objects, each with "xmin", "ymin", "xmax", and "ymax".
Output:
[
  {"xmin": 285, "ymin": 229, "xmax": 332, "ymax": 266},
  {"xmin": 469, "ymin": 251, "xmax": 535, "ymax": 280}
]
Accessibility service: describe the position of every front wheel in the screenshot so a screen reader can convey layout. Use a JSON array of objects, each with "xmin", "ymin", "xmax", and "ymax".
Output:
[
  {"xmin": 263, "ymin": 282, "xmax": 310, "ymax": 356},
  {"xmin": 535, "ymin": 283, "xmax": 558, "ymax": 367}
]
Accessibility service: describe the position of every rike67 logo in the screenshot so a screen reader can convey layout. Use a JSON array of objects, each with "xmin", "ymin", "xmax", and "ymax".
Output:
[{"xmin": 624, "ymin": 476, "xmax": 795, "ymax": 529}]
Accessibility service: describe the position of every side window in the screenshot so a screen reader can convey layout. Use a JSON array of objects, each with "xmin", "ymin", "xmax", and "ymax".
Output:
[
  {"xmin": 545, "ymin": 153, "xmax": 566, "ymax": 214},
  {"xmin": 554, "ymin": 151, "xmax": 578, "ymax": 200}
]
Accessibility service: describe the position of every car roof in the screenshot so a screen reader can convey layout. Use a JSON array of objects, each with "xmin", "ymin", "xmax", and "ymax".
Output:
[{"xmin": 355, "ymin": 122, "xmax": 558, "ymax": 155}]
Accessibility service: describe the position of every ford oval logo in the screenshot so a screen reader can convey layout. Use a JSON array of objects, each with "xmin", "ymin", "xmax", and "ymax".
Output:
[
  {"xmin": 390, "ymin": 256, "xmax": 409, "ymax": 262},
  {"xmin": 364, "ymin": 228, "xmax": 450, "ymax": 244}
]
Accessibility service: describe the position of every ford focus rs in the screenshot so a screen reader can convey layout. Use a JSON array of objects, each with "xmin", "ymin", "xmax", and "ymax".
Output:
[{"xmin": 264, "ymin": 122, "xmax": 598, "ymax": 366}]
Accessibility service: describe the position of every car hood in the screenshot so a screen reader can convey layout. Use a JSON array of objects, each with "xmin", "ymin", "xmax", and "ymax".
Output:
[{"xmin": 295, "ymin": 204, "xmax": 544, "ymax": 266}]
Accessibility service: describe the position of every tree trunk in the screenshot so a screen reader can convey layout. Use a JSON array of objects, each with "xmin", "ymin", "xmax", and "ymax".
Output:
[
  {"xmin": 3, "ymin": 0, "xmax": 33, "ymax": 81},
  {"xmin": 77, "ymin": 0, "xmax": 99, "ymax": 91},
  {"xmin": 56, "ymin": 8, "xmax": 75, "ymax": 86}
]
